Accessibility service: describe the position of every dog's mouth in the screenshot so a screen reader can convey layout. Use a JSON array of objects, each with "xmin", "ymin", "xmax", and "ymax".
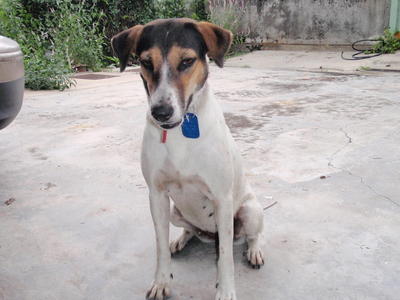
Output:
[{"xmin": 160, "ymin": 120, "xmax": 182, "ymax": 129}]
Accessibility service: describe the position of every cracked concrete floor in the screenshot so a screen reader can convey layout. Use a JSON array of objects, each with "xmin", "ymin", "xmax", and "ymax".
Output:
[{"xmin": 1, "ymin": 63, "xmax": 400, "ymax": 300}]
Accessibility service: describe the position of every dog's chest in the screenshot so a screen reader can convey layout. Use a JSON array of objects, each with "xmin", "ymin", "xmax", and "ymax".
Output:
[{"xmin": 157, "ymin": 169, "xmax": 217, "ymax": 233}]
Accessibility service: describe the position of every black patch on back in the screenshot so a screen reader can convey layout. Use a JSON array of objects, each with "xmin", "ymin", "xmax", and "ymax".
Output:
[{"xmin": 136, "ymin": 20, "xmax": 208, "ymax": 60}]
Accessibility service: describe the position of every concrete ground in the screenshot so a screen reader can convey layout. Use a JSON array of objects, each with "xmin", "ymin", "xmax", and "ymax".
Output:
[{"xmin": 1, "ymin": 50, "xmax": 400, "ymax": 300}]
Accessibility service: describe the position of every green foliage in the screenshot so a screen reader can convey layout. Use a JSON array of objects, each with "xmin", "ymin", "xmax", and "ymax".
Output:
[
  {"xmin": 50, "ymin": 1, "xmax": 106, "ymax": 71},
  {"xmin": 156, "ymin": 0, "xmax": 186, "ymax": 19},
  {"xmin": 92, "ymin": 0, "xmax": 156, "ymax": 58},
  {"xmin": 187, "ymin": 0, "xmax": 208, "ymax": 21},
  {"xmin": 25, "ymin": 53, "xmax": 75, "ymax": 90},
  {"xmin": 0, "ymin": 0, "xmax": 211, "ymax": 90},
  {"xmin": 0, "ymin": 0, "xmax": 106, "ymax": 90},
  {"xmin": 0, "ymin": 0, "xmax": 75, "ymax": 90},
  {"xmin": 209, "ymin": 5, "xmax": 242, "ymax": 35},
  {"xmin": 369, "ymin": 29, "xmax": 400, "ymax": 54}
]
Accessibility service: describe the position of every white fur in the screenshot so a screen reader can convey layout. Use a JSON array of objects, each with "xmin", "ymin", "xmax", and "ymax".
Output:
[
  {"xmin": 148, "ymin": 63, "xmax": 183, "ymax": 127},
  {"xmin": 142, "ymin": 82, "xmax": 264, "ymax": 300}
]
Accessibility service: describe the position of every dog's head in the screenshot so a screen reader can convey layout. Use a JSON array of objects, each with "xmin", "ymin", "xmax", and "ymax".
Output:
[{"xmin": 111, "ymin": 18, "xmax": 232, "ymax": 129}]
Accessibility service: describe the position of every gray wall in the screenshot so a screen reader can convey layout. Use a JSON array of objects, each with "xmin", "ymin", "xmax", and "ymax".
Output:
[{"xmin": 210, "ymin": 0, "xmax": 391, "ymax": 44}]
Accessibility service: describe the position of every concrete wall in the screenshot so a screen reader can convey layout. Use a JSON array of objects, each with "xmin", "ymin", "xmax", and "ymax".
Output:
[{"xmin": 209, "ymin": 0, "xmax": 391, "ymax": 44}]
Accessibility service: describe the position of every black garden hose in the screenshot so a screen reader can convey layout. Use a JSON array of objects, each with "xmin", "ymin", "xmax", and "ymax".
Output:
[{"xmin": 341, "ymin": 39, "xmax": 383, "ymax": 60}]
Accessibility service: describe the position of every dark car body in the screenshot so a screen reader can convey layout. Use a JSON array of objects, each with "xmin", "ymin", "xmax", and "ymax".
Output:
[{"xmin": 0, "ymin": 36, "xmax": 24, "ymax": 130}]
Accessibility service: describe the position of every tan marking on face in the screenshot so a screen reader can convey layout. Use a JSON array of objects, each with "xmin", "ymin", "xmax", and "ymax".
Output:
[
  {"xmin": 139, "ymin": 47, "xmax": 163, "ymax": 94},
  {"xmin": 167, "ymin": 46, "xmax": 208, "ymax": 104}
]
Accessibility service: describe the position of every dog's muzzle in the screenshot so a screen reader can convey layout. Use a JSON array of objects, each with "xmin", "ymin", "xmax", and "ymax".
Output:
[{"xmin": 151, "ymin": 104, "xmax": 174, "ymax": 122}]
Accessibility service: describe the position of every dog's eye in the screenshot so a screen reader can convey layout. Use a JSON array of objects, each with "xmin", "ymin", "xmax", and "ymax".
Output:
[
  {"xmin": 178, "ymin": 58, "xmax": 196, "ymax": 71},
  {"xmin": 140, "ymin": 59, "xmax": 153, "ymax": 71}
]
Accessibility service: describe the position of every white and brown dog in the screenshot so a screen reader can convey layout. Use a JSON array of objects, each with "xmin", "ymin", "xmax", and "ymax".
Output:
[{"xmin": 112, "ymin": 18, "xmax": 264, "ymax": 300}]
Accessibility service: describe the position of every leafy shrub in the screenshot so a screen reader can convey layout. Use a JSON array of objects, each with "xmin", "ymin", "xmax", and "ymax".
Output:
[
  {"xmin": 25, "ymin": 53, "xmax": 75, "ymax": 90},
  {"xmin": 0, "ymin": 0, "xmax": 106, "ymax": 90},
  {"xmin": 50, "ymin": 1, "xmax": 106, "ymax": 71},
  {"xmin": 0, "ymin": 0, "xmax": 211, "ymax": 90},
  {"xmin": 208, "ymin": 4, "xmax": 242, "ymax": 35},
  {"xmin": 156, "ymin": 0, "xmax": 186, "ymax": 19},
  {"xmin": 187, "ymin": 0, "xmax": 209, "ymax": 21},
  {"xmin": 90, "ymin": 0, "xmax": 156, "ymax": 60},
  {"xmin": 369, "ymin": 29, "xmax": 400, "ymax": 54}
]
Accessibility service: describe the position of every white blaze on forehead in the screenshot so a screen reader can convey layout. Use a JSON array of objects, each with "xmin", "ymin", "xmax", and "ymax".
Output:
[
  {"xmin": 150, "ymin": 62, "xmax": 182, "ymax": 123},
  {"xmin": 151, "ymin": 63, "xmax": 174, "ymax": 104}
]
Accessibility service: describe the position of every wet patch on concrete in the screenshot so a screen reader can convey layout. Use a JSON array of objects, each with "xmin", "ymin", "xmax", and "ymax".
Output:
[
  {"xmin": 258, "ymin": 82, "xmax": 318, "ymax": 92},
  {"xmin": 258, "ymin": 102, "xmax": 304, "ymax": 117},
  {"xmin": 314, "ymin": 95, "xmax": 394, "ymax": 120},
  {"xmin": 215, "ymin": 90, "xmax": 268, "ymax": 101},
  {"xmin": 299, "ymin": 75, "xmax": 350, "ymax": 82},
  {"xmin": 235, "ymin": 90, "xmax": 269, "ymax": 98},
  {"xmin": 224, "ymin": 112, "xmax": 264, "ymax": 134},
  {"xmin": 38, "ymin": 113, "xmax": 90, "ymax": 121}
]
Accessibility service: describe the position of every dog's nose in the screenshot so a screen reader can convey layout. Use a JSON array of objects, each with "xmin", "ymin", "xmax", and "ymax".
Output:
[{"xmin": 151, "ymin": 105, "xmax": 174, "ymax": 122}]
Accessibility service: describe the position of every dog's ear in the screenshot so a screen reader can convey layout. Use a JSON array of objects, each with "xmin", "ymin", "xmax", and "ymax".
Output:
[
  {"xmin": 196, "ymin": 22, "xmax": 233, "ymax": 68},
  {"xmin": 111, "ymin": 25, "xmax": 144, "ymax": 72}
]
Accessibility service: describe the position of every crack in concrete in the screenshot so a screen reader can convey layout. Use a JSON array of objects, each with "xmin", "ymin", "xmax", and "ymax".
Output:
[
  {"xmin": 327, "ymin": 128, "xmax": 352, "ymax": 168},
  {"xmin": 358, "ymin": 175, "xmax": 400, "ymax": 208},
  {"xmin": 328, "ymin": 128, "xmax": 400, "ymax": 208}
]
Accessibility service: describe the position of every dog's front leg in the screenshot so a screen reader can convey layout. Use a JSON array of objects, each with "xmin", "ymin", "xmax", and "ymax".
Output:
[
  {"xmin": 215, "ymin": 195, "xmax": 237, "ymax": 300},
  {"xmin": 146, "ymin": 189, "xmax": 171, "ymax": 300}
]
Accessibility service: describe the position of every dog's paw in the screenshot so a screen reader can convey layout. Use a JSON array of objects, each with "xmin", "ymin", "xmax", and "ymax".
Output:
[
  {"xmin": 170, "ymin": 231, "xmax": 193, "ymax": 254},
  {"xmin": 146, "ymin": 282, "xmax": 171, "ymax": 300},
  {"xmin": 170, "ymin": 239, "xmax": 186, "ymax": 254},
  {"xmin": 246, "ymin": 247, "xmax": 265, "ymax": 269},
  {"xmin": 215, "ymin": 288, "xmax": 237, "ymax": 300}
]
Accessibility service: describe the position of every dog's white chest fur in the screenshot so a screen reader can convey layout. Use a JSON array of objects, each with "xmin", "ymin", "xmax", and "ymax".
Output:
[
  {"xmin": 160, "ymin": 163, "xmax": 217, "ymax": 233},
  {"xmin": 141, "ymin": 84, "xmax": 239, "ymax": 233}
]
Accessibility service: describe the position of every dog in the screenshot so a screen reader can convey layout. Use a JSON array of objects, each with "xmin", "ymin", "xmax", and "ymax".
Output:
[{"xmin": 112, "ymin": 18, "xmax": 265, "ymax": 300}]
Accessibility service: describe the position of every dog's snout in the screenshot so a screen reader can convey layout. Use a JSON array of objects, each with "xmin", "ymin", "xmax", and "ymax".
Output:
[{"xmin": 151, "ymin": 105, "xmax": 174, "ymax": 122}]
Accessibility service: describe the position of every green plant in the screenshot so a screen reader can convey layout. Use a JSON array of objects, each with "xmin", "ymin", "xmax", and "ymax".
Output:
[
  {"xmin": 156, "ymin": 0, "xmax": 186, "ymax": 19},
  {"xmin": 0, "ymin": 0, "xmax": 211, "ymax": 90},
  {"xmin": 368, "ymin": 29, "xmax": 400, "ymax": 54},
  {"xmin": 50, "ymin": 1, "xmax": 106, "ymax": 71},
  {"xmin": 92, "ymin": 0, "xmax": 156, "ymax": 59},
  {"xmin": 208, "ymin": 3, "xmax": 249, "ymax": 57},
  {"xmin": 209, "ymin": 5, "xmax": 242, "ymax": 35},
  {"xmin": 25, "ymin": 52, "xmax": 75, "ymax": 90},
  {"xmin": 359, "ymin": 66, "xmax": 371, "ymax": 71},
  {"xmin": 188, "ymin": 0, "xmax": 208, "ymax": 21},
  {"xmin": 0, "ymin": 0, "xmax": 74, "ymax": 90},
  {"xmin": 0, "ymin": 0, "xmax": 107, "ymax": 90}
]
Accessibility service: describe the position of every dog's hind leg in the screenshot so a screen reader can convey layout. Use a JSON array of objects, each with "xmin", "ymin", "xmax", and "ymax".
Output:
[
  {"xmin": 237, "ymin": 193, "xmax": 265, "ymax": 269},
  {"xmin": 170, "ymin": 205, "xmax": 195, "ymax": 254}
]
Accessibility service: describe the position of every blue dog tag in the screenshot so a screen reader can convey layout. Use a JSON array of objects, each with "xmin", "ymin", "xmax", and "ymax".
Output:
[{"xmin": 181, "ymin": 113, "xmax": 200, "ymax": 139}]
